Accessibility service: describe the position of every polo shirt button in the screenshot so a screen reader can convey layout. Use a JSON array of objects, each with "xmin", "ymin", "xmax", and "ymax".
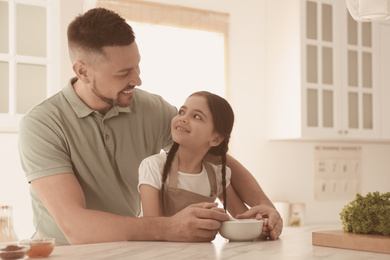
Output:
[{"xmin": 105, "ymin": 134, "xmax": 110, "ymax": 140}]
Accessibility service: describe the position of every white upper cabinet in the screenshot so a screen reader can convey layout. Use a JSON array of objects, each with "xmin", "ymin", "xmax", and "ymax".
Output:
[
  {"xmin": 379, "ymin": 20, "xmax": 390, "ymax": 140},
  {"xmin": 266, "ymin": 0, "xmax": 387, "ymax": 141}
]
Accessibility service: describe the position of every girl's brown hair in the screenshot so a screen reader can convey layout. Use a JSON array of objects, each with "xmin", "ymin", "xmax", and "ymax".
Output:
[{"xmin": 162, "ymin": 91, "xmax": 234, "ymax": 211}]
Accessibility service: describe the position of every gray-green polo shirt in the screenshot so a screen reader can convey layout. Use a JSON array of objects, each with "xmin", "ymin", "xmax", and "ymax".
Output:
[{"xmin": 18, "ymin": 77, "xmax": 177, "ymax": 244}]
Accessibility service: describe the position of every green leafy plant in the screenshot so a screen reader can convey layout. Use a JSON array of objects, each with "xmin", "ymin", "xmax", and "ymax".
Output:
[{"xmin": 340, "ymin": 191, "xmax": 390, "ymax": 236}]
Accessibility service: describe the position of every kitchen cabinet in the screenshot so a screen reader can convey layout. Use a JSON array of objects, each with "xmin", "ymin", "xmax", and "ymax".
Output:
[
  {"xmin": 379, "ymin": 20, "xmax": 390, "ymax": 139},
  {"xmin": 266, "ymin": 0, "xmax": 387, "ymax": 141}
]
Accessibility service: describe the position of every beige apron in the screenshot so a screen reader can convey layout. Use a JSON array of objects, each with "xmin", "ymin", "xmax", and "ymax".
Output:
[{"xmin": 162, "ymin": 154, "xmax": 218, "ymax": 216}]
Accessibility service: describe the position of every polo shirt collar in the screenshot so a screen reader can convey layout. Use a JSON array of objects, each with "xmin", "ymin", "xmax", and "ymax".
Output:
[{"xmin": 63, "ymin": 77, "xmax": 131, "ymax": 118}]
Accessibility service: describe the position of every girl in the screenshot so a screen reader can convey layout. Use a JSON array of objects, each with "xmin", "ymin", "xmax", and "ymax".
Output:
[{"xmin": 138, "ymin": 91, "xmax": 248, "ymax": 217}]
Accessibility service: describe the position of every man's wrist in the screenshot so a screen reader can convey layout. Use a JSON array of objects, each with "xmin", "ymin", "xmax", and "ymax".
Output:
[{"xmin": 141, "ymin": 216, "xmax": 171, "ymax": 241}]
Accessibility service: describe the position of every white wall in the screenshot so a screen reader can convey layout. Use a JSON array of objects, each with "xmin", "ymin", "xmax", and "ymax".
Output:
[
  {"xmin": 0, "ymin": 133, "xmax": 32, "ymax": 239},
  {"xmin": 1, "ymin": 0, "xmax": 389, "ymax": 240},
  {"xmin": 0, "ymin": 0, "xmax": 85, "ymax": 240},
  {"xmin": 157, "ymin": 0, "xmax": 390, "ymax": 224}
]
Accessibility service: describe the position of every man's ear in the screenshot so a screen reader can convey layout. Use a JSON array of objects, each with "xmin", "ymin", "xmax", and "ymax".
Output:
[
  {"xmin": 73, "ymin": 61, "xmax": 91, "ymax": 84},
  {"xmin": 210, "ymin": 134, "xmax": 224, "ymax": 147}
]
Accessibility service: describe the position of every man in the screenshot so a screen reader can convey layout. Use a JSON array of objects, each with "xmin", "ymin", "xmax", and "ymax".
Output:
[{"xmin": 18, "ymin": 7, "xmax": 282, "ymax": 245}]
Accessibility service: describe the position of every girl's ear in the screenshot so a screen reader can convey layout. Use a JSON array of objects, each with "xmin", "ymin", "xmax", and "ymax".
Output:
[
  {"xmin": 210, "ymin": 134, "xmax": 224, "ymax": 147},
  {"xmin": 73, "ymin": 61, "xmax": 91, "ymax": 84}
]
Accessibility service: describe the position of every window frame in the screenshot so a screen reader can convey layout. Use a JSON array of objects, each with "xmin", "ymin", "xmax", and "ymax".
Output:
[
  {"xmin": 0, "ymin": 0, "xmax": 61, "ymax": 132},
  {"xmin": 96, "ymin": 0, "xmax": 230, "ymax": 99}
]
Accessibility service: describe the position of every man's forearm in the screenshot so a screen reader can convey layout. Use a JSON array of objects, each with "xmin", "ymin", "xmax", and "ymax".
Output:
[
  {"xmin": 226, "ymin": 154, "xmax": 275, "ymax": 208},
  {"xmin": 61, "ymin": 209, "xmax": 168, "ymax": 244},
  {"xmin": 62, "ymin": 204, "xmax": 228, "ymax": 244}
]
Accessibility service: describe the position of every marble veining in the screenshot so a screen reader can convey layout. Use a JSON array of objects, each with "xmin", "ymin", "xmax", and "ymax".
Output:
[{"xmin": 45, "ymin": 224, "xmax": 389, "ymax": 259}]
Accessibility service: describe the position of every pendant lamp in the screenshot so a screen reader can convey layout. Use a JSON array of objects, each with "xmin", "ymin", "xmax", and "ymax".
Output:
[{"xmin": 346, "ymin": 0, "xmax": 390, "ymax": 21}]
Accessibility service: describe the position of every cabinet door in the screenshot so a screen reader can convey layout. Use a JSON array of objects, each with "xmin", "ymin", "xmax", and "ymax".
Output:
[
  {"xmin": 379, "ymin": 22, "xmax": 390, "ymax": 139},
  {"xmin": 302, "ymin": 0, "xmax": 342, "ymax": 138},
  {"xmin": 341, "ymin": 8, "xmax": 380, "ymax": 138}
]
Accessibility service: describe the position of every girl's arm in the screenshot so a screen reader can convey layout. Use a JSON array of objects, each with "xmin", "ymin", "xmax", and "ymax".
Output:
[
  {"xmin": 139, "ymin": 184, "xmax": 163, "ymax": 216},
  {"xmin": 219, "ymin": 184, "xmax": 248, "ymax": 218},
  {"xmin": 206, "ymin": 153, "xmax": 283, "ymax": 239},
  {"xmin": 205, "ymin": 153, "xmax": 273, "ymax": 207}
]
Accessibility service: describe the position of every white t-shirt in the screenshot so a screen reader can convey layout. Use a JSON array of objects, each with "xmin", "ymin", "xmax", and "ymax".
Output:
[{"xmin": 138, "ymin": 152, "xmax": 231, "ymax": 197}]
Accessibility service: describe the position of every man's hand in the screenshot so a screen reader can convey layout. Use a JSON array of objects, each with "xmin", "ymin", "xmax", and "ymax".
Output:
[
  {"xmin": 235, "ymin": 205, "xmax": 283, "ymax": 240},
  {"xmin": 166, "ymin": 202, "xmax": 229, "ymax": 242}
]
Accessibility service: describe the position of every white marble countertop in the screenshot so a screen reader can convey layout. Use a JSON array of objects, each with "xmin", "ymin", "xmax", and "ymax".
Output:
[{"xmin": 46, "ymin": 224, "xmax": 389, "ymax": 260}]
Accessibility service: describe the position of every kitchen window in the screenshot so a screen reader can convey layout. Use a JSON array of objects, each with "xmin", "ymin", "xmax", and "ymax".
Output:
[
  {"xmin": 97, "ymin": 0, "xmax": 230, "ymax": 108},
  {"xmin": 0, "ymin": 0, "xmax": 60, "ymax": 132}
]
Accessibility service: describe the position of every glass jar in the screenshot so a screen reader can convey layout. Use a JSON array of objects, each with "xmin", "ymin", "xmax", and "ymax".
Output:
[{"xmin": 0, "ymin": 205, "xmax": 18, "ymax": 242}]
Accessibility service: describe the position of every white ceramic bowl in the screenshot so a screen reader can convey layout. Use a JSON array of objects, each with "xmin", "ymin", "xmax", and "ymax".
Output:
[{"xmin": 219, "ymin": 219, "xmax": 264, "ymax": 242}]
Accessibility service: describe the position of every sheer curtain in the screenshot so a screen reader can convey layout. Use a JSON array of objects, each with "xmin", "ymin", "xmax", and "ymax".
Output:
[{"xmin": 97, "ymin": 0, "xmax": 229, "ymax": 108}]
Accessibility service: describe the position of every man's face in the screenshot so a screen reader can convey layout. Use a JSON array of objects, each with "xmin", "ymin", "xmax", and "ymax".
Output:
[{"xmin": 89, "ymin": 42, "xmax": 142, "ymax": 109}]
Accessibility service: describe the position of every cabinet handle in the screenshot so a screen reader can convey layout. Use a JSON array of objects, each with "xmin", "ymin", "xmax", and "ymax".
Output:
[
  {"xmin": 338, "ymin": 130, "xmax": 343, "ymax": 134},
  {"xmin": 344, "ymin": 130, "xmax": 348, "ymax": 134}
]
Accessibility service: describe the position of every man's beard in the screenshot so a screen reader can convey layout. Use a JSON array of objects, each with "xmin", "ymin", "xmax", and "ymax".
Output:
[{"xmin": 91, "ymin": 81, "xmax": 131, "ymax": 108}]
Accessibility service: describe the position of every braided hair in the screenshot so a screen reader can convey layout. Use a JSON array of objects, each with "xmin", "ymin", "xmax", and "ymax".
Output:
[{"xmin": 161, "ymin": 91, "xmax": 234, "ymax": 211}]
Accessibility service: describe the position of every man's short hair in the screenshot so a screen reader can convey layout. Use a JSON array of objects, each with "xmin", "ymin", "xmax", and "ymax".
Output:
[{"xmin": 67, "ymin": 8, "xmax": 135, "ymax": 62}]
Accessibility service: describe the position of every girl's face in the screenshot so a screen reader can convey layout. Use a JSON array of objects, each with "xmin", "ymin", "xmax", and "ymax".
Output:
[{"xmin": 171, "ymin": 95, "xmax": 222, "ymax": 151}]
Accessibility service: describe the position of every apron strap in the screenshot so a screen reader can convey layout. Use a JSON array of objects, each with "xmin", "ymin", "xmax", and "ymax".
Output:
[
  {"xmin": 161, "ymin": 153, "xmax": 179, "ymax": 215},
  {"xmin": 203, "ymin": 161, "xmax": 218, "ymax": 196},
  {"xmin": 168, "ymin": 153, "xmax": 179, "ymax": 188}
]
